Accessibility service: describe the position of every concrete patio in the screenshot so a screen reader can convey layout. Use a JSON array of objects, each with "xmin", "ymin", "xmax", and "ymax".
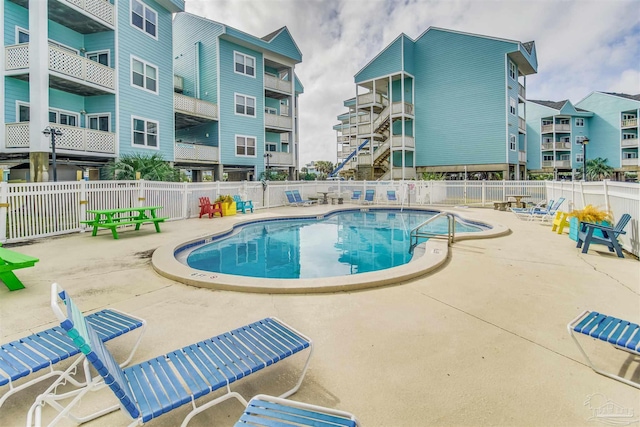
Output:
[{"xmin": 1, "ymin": 205, "xmax": 638, "ymax": 426}]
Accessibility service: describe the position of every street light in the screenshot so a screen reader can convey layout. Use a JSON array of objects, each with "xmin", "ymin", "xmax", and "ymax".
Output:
[
  {"xmin": 578, "ymin": 137, "xmax": 589, "ymax": 181},
  {"xmin": 263, "ymin": 153, "xmax": 273, "ymax": 171},
  {"xmin": 42, "ymin": 126, "xmax": 63, "ymax": 182}
]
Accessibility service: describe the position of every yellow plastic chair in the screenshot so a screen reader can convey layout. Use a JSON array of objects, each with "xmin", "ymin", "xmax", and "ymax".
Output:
[{"xmin": 552, "ymin": 211, "xmax": 570, "ymax": 234}]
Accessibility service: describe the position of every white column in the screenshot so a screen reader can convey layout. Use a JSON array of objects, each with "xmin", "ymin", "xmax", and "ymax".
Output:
[{"xmin": 29, "ymin": 0, "xmax": 50, "ymax": 152}]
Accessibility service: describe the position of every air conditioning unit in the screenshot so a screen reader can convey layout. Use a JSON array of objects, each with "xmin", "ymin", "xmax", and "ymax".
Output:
[{"xmin": 174, "ymin": 75, "xmax": 184, "ymax": 94}]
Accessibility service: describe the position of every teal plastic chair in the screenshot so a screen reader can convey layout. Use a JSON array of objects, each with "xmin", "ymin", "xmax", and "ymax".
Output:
[{"xmin": 233, "ymin": 195, "xmax": 254, "ymax": 213}]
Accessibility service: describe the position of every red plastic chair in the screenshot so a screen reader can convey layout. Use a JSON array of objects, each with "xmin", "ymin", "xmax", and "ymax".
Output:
[{"xmin": 198, "ymin": 197, "xmax": 223, "ymax": 218}]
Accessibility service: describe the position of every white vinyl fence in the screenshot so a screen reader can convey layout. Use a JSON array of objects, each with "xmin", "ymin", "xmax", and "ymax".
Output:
[{"xmin": 0, "ymin": 180, "xmax": 637, "ymax": 257}]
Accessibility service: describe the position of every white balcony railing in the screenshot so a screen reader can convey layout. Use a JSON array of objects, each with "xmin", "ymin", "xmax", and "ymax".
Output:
[
  {"xmin": 357, "ymin": 93, "xmax": 388, "ymax": 107},
  {"xmin": 265, "ymin": 113, "xmax": 292, "ymax": 129},
  {"xmin": 391, "ymin": 135, "xmax": 415, "ymax": 149},
  {"xmin": 63, "ymin": 0, "xmax": 115, "ymax": 26},
  {"xmin": 554, "ymin": 124, "xmax": 571, "ymax": 132},
  {"xmin": 5, "ymin": 122, "xmax": 116, "ymax": 153},
  {"xmin": 542, "ymin": 160, "xmax": 571, "ymax": 168},
  {"xmin": 174, "ymin": 142, "xmax": 218, "ymax": 162},
  {"xmin": 264, "ymin": 74, "xmax": 292, "ymax": 94},
  {"xmin": 541, "ymin": 124, "xmax": 553, "ymax": 133},
  {"xmin": 518, "ymin": 151, "xmax": 527, "ymax": 162},
  {"xmin": 269, "ymin": 151, "xmax": 294, "ymax": 166},
  {"xmin": 621, "ymin": 118, "xmax": 638, "ymax": 128},
  {"xmin": 622, "ymin": 158, "xmax": 639, "ymax": 166},
  {"xmin": 621, "ymin": 137, "xmax": 639, "ymax": 147},
  {"xmin": 391, "ymin": 102, "xmax": 414, "ymax": 115},
  {"xmin": 174, "ymin": 94, "xmax": 218, "ymax": 120},
  {"xmin": 5, "ymin": 44, "xmax": 115, "ymax": 91}
]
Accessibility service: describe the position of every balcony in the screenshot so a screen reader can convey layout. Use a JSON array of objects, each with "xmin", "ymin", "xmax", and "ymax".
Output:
[
  {"xmin": 269, "ymin": 151, "xmax": 294, "ymax": 166},
  {"xmin": 391, "ymin": 136, "xmax": 415, "ymax": 149},
  {"xmin": 621, "ymin": 158, "xmax": 639, "ymax": 167},
  {"xmin": 518, "ymin": 83, "xmax": 526, "ymax": 99},
  {"xmin": 622, "ymin": 137, "xmax": 639, "ymax": 147},
  {"xmin": 174, "ymin": 94, "xmax": 218, "ymax": 129},
  {"xmin": 518, "ymin": 117, "xmax": 526, "ymax": 132},
  {"xmin": 622, "ymin": 118, "xmax": 638, "ymax": 128},
  {"xmin": 518, "ymin": 151, "xmax": 527, "ymax": 162},
  {"xmin": 9, "ymin": 0, "xmax": 115, "ymax": 32},
  {"xmin": 541, "ymin": 123, "xmax": 571, "ymax": 133},
  {"xmin": 5, "ymin": 43, "xmax": 115, "ymax": 95},
  {"xmin": 391, "ymin": 102, "xmax": 414, "ymax": 116},
  {"xmin": 264, "ymin": 74, "xmax": 292, "ymax": 98},
  {"xmin": 542, "ymin": 160, "xmax": 571, "ymax": 168},
  {"xmin": 5, "ymin": 122, "xmax": 116, "ymax": 154},
  {"xmin": 541, "ymin": 141, "xmax": 571, "ymax": 150},
  {"xmin": 174, "ymin": 142, "xmax": 218, "ymax": 163},
  {"xmin": 265, "ymin": 113, "xmax": 292, "ymax": 131},
  {"xmin": 357, "ymin": 93, "xmax": 388, "ymax": 110}
]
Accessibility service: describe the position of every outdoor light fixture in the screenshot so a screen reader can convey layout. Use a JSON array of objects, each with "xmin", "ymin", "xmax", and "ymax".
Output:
[
  {"xmin": 264, "ymin": 152, "xmax": 273, "ymax": 170},
  {"xmin": 578, "ymin": 137, "xmax": 589, "ymax": 181},
  {"xmin": 42, "ymin": 126, "xmax": 63, "ymax": 182}
]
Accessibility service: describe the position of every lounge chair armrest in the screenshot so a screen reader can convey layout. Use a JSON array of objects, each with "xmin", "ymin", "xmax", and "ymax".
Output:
[{"xmin": 580, "ymin": 222, "xmax": 625, "ymax": 235}]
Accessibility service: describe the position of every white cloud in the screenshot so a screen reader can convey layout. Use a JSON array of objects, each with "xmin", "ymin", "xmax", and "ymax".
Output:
[{"xmin": 185, "ymin": 0, "xmax": 640, "ymax": 167}]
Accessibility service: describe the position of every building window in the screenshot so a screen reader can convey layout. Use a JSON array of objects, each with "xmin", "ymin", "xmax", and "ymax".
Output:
[
  {"xmin": 543, "ymin": 155, "xmax": 554, "ymax": 161},
  {"xmin": 131, "ymin": 0, "xmax": 157, "ymax": 38},
  {"xmin": 132, "ymin": 117, "xmax": 158, "ymax": 148},
  {"xmin": 17, "ymin": 102, "xmax": 30, "ymax": 122},
  {"xmin": 509, "ymin": 134, "xmax": 516, "ymax": 151},
  {"xmin": 265, "ymin": 143, "xmax": 277, "ymax": 152},
  {"xmin": 560, "ymin": 137, "xmax": 570, "ymax": 143},
  {"xmin": 576, "ymin": 136, "xmax": 586, "ymax": 145},
  {"xmin": 559, "ymin": 154, "xmax": 570, "ymax": 161},
  {"xmin": 235, "ymin": 94, "xmax": 256, "ymax": 117},
  {"xmin": 234, "ymin": 52, "xmax": 256, "ymax": 77},
  {"xmin": 576, "ymin": 154, "xmax": 584, "ymax": 163},
  {"xmin": 509, "ymin": 98, "xmax": 516, "ymax": 115},
  {"xmin": 543, "ymin": 137, "xmax": 553, "ymax": 143},
  {"xmin": 509, "ymin": 61, "xmax": 516, "ymax": 80},
  {"xmin": 622, "ymin": 114, "xmax": 637, "ymax": 121},
  {"xmin": 16, "ymin": 27, "xmax": 29, "ymax": 44},
  {"xmin": 542, "ymin": 119, "xmax": 553, "ymax": 126},
  {"xmin": 575, "ymin": 118, "xmax": 584, "ymax": 127},
  {"xmin": 623, "ymin": 133, "xmax": 637, "ymax": 140},
  {"xmin": 49, "ymin": 110, "xmax": 78, "ymax": 126},
  {"xmin": 88, "ymin": 114, "xmax": 110, "ymax": 132},
  {"xmin": 131, "ymin": 57, "xmax": 158, "ymax": 93},
  {"xmin": 236, "ymin": 135, "xmax": 256, "ymax": 156},
  {"xmin": 623, "ymin": 152, "xmax": 638, "ymax": 159},
  {"xmin": 87, "ymin": 50, "xmax": 109, "ymax": 66},
  {"xmin": 557, "ymin": 118, "xmax": 570, "ymax": 125},
  {"xmin": 265, "ymin": 107, "xmax": 277, "ymax": 115}
]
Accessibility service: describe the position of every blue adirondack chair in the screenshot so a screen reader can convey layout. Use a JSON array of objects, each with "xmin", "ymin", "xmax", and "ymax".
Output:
[
  {"xmin": 577, "ymin": 213, "xmax": 631, "ymax": 258},
  {"xmin": 233, "ymin": 195, "xmax": 254, "ymax": 213}
]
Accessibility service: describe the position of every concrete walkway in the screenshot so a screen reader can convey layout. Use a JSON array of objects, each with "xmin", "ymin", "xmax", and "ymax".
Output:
[{"xmin": 1, "ymin": 206, "xmax": 638, "ymax": 426}]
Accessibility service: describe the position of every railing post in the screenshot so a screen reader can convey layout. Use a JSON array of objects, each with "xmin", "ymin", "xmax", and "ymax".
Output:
[
  {"xmin": 182, "ymin": 182, "xmax": 190, "ymax": 219},
  {"xmin": 481, "ymin": 180, "xmax": 486, "ymax": 207},
  {"xmin": 79, "ymin": 180, "xmax": 87, "ymax": 231},
  {"xmin": 579, "ymin": 181, "xmax": 586, "ymax": 209},
  {"xmin": 0, "ymin": 182, "xmax": 8, "ymax": 243},
  {"xmin": 137, "ymin": 179, "xmax": 145, "ymax": 207},
  {"xmin": 602, "ymin": 179, "xmax": 611, "ymax": 214}
]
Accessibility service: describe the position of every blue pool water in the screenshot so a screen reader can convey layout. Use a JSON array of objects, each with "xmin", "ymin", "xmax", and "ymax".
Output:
[{"xmin": 183, "ymin": 209, "xmax": 485, "ymax": 279}]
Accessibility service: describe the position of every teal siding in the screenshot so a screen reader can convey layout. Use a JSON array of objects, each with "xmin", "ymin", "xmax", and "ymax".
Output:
[
  {"xmin": 4, "ymin": 1, "xmax": 28, "ymax": 44},
  {"xmin": 402, "ymin": 35, "xmax": 415, "ymax": 75},
  {"xmin": 49, "ymin": 88, "xmax": 84, "ymax": 116},
  {"xmin": 117, "ymin": 0, "xmax": 175, "ymax": 160},
  {"xmin": 268, "ymin": 29, "xmax": 302, "ymax": 62},
  {"xmin": 85, "ymin": 32, "xmax": 115, "ymax": 67},
  {"xmin": 391, "ymin": 77, "xmax": 412, "ymax": 103},
  {"xmin": 218, "ymin": 38, "xmax": 264, "ymax": 173},
  {"xmin": 355, "ymin": 36, "xmax": 403, "ymax": 83},
  {"xmin": 526, "ymin": 102, "xmax": 558, "ymax": 170},
  {"xmin": 294, "ymin": 75, "xmax": 304, "ymax": 94},
  {"xmin": 577, "ymin": 92, "xmax": 640, "ymax": 168},
  {"xmin": 48, "ymin": 20, "xmax": 83, "ymax": 51},
  {"xmin": 173, "ymin": 13, "xmax": 222, "ymax": 104},
  {"xmin": 85, "ymin": 95, "xmax": 116, "ymax": 130},
  {"xmin": 4, "ymin": 78, "xmax": 29, "ymax": 122},
  {"xmin": 176, "ymin": 122, "xmax": 218, "ymax": 146},
  {"xmin": 414, "ymin": 29, "xmax": 517, "ymax": 167}
]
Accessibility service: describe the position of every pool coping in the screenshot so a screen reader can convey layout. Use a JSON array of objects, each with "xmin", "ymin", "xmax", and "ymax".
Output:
[{"xmin": 152, "ymin": 207, "xmax": 510, "ymax": 293}]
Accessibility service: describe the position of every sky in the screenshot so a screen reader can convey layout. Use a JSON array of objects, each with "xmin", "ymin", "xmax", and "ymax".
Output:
[{"xmin": 185, "ymin": 0, "xmax": 640, "ymax": 168}]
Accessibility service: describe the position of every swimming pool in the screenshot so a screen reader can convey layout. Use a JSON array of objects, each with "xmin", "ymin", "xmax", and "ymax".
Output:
[{"xmin": 176, "ymin": 209, "xmax": 486, "ymax": 280}]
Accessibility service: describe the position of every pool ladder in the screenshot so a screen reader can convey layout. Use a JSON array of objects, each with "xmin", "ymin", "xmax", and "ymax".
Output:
[{"xmin": 409, "ymin": 212, "xmax": 456, "ymax": 254}]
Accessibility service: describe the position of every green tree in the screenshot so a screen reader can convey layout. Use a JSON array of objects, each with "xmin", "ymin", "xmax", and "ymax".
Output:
[
  {"xmin": 314, "ymin": 161, "xmax": 334, "ymax": 176},
  {"xmin": 101, "ymin": 153, "xmax": 181, "ymax": 181},
  {"xmin": 586, "ymin": 157, "xmax": 614, "ymax": 181},
  {"xmin": 420, "ymin": 172, "xmax": 446, "ymax": 180}
]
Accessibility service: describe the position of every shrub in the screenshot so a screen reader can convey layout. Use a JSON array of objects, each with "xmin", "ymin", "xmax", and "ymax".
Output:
[{"xmin": 569, "ymin": 204, "xmax": 613, "ymax": 224}]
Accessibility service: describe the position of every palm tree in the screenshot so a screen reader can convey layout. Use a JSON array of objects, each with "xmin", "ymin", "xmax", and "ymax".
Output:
[
  {"xmin": 102, "ymin": 153, "xmax": 182, "ymax": 181},
  {"xmin": 314, "ymin": 161, "xmax": 335, "ymax": 178},
  {"xmin": 581, "ymin": 157, "xmax": 614, "ymax": 181}
]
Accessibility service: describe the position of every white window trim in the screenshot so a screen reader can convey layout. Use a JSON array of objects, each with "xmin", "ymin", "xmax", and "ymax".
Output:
[
  {"xmin": 16, "ymin": 101, "xmax": 30, "ymax": 122},
  {"xmin": 576, "ymin": 154, "xmax": 584, "ymax": 163},
  {"xmin": 233, "ymin": 51, "xmax": 256, "ymax": 78},
  {"xmin": 509, "ymin": 134, "xmax": 516, "ymax": 151},
  {"xmin": 49, "ymin": 107, "xmax": 80, "ymax": 126},
  {"xmin": 15, "ymin": 26, "xmax": 29, "ymax": 44},
  {"xmin": 131, "ymin": 115, "xmax": 159, "ymax": 149},
  {"xmin": 623, "ymin": 152, "xmax": 638, "ymax": 159},
  {"xmin": 576, "ymin": 136, "xmax": 586, "ymax": 144},
  {"xmin": 265, "ymin": 106, "xmax": 277, "ymax": 115},
  {"xmin": 86, "ymin": 49, "xmax": 110, "ymax": 66},
  {"xmin": 509, "ymin": 97, "xmax": 516, "ymax": 116},
  {"xmin": 86, "ymin": 112, "xmax": 111, "ymax": 132},
  {"xmin": 622, "ymin": 133, "xmax": 637, "ymax": 140},
  {"xmin": 130, "ymin": 55, "xmax": 159, "ymax": 95},
  {"xmin": 130, "ymin": 0, "xmax": 158, "ymax": 40},
  {"xmin": 509, "ymin": 61, "xmax": 516, "ymax": 80},
  {"xmin": 543, "ymin": 155, "xmax": 554, "ymax": 161},
  {"xmin": 265, "ymin": 143, "xmax": 277, "ymax": 152},
  {"xmin": 234, "ymin": 93, "xmax": 256, "ymax": 117},
  {"xmin": 235, "ymin": 134, "xmax": 257, "ymax": 157},
  {"xmin": 575, "ymin": 118, "xmax": 584, "ymax": 127}
]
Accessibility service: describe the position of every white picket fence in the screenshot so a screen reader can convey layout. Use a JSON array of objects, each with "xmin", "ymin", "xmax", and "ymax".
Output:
[{"xmin": 0, "ymin": 180, "xmax": 637, "ymax": 257}]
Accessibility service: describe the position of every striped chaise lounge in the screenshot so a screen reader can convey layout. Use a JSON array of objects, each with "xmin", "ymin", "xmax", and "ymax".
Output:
[
  {"xmin": 0, "ymin": 299, "xmax": 145, "ymax": 410},
  {"xmin": 31, "ymin": 283, "xmax": 313, "ymax": 427},
  {"xmin": 568, "ymin": 310, "xmax": 640, "ymax": 389}
]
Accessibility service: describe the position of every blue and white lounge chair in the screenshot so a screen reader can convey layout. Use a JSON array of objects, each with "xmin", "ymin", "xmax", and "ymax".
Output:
[
  {"xmin": 1, "ymin": 301, "xmax": 145, "ymax": 410},
  {"xmin": 510, "ymin": 200, "xmax": 548, "ymax": 218},
  {"xmin": 32, "ymin": 283, "xmax": 313, "ymax": 427},
  {"xmin": 568, "ymin": 310, "xmax": 640, "ymax": 389},
  {"xmin": 233, "ymin": 195, "xmax": 254, "ymax": 213},
  {"xmin": 576, "ymin": 213, "xmax": 631, "ymax": 258},
  {"xmin": 386, "ymin": 190, "xmax": 398, "ymax": 204},
  {"xmin": 527, "ymin": 197, "xmax": 566, "ymax": 222},
  {"xmin": 350, "ymin": 190, "xmax": 362, "ymax": 203},
  {"xmin": 237, "ymin": 394, "xmax": 359, "ymax": 426},
  {"xmin": 362, "ymin": 189, "xmax": 375, "ymax": 205},
  {"xmin": 292, "ymin": 189, "xmax": 317, "ymax": 206}
]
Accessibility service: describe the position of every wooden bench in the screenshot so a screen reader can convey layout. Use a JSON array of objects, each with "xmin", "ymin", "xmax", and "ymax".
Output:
[
  {"xmin": 0, "ymin": 244, "xmax": 39, "ymax": 291},
  {"xmin": 83, "ymin": 206, "xmax": 168, "ymax": 239}
]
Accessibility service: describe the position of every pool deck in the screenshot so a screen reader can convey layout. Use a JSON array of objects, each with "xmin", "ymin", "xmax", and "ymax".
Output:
[{"xmin": 1, "ymin": 204, "xmax": 638, "ymax": 426}]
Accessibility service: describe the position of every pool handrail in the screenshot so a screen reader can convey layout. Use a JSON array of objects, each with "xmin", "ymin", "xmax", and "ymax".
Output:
[{"xmin": 409, "ymin": 212, "xmax": 455, "ymax": 253}]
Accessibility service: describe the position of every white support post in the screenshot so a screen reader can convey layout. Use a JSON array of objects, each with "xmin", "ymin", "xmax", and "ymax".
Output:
[
  {"xmin": 0, "ymin": 182, "xmax": 8, "ymax": 242},
  {"xmin": 137, "ymin": 180, "xmax": 145, "ymax": 207},
  {"xmin": 602, "ymin": 179, "xmax": 611, "ymax": 214},
  {"xmin": 481, "ymin": 180, "xmax": 486, "ymax": 207},
  {"xmin": 182, "ymin": 182, "xmax": 189, "ymax": 219},
  {"xmin": 79, "ymin": 180, "xmax": 87, "ymax": 231}
]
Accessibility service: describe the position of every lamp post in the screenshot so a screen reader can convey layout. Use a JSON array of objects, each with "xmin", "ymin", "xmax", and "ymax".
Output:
[
  {"xmin": 578, "ymin": 137, "xmax": 589, "ymax": 181},
  {"xmin": 42, "ymin": 126, "xmax": 63, "ymax": 182},
  {"xmin": 263, "ymin": 153, "xmax": 273, "ymax": 175}
]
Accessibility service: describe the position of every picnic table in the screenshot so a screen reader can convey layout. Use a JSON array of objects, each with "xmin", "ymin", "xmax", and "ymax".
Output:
[
  {"xmin": 506, "ymin": 194, "xmax": 530, "ymax": 208},
  {"xmin": 0, "ymin": 243, "xmax": 39, "ymax": 290},
  {"xmin": 82, "ymin": 206, "xmax": 168, "ymax": 239}
]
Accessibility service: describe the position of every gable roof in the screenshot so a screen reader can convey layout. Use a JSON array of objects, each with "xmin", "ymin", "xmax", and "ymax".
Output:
[
  {"xmin": 529, "ymin": 100, "xmax": 567, "ymax": 110},
  {"xmin": 602, "ymin": 92, "xmax": 640, "ymax": 101},
  {"xmin": 522, "ymin": 41, "xmax": 534, "ymax": 54}
]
